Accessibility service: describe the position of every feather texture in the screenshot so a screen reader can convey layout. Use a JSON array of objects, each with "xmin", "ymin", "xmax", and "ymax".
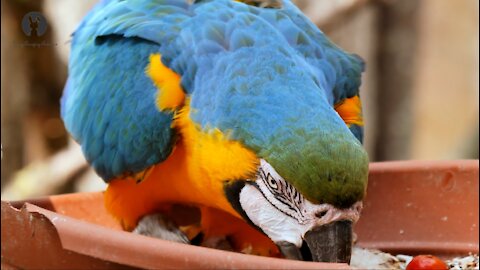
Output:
[{"xmin": 62, "ymin": 0, "xmax": 367, "ymax": 206}]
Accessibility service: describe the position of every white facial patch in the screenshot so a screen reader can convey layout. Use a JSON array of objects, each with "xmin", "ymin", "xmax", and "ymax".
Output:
[{"xmin": 239, "ymin": 159, "xmax": 362, "ymax": 247}]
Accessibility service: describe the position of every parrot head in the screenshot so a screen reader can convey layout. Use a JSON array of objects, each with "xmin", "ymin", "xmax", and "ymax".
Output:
[
  {"xmin": 225, "ymin": 156, "xmax": 367, "ymax": 262},
  {"xmin": 221, "ymin": 118, "xmax": 369, "ymax": 263}
]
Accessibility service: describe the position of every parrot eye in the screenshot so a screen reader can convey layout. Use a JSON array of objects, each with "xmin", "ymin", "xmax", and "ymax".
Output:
[
  {"xmin": 255, "ymin": 160, "xmax": 307, "ymax": 223},
  {"xmin": 264, "ymin": 171, "xmax": 279, "ymax": 190}
]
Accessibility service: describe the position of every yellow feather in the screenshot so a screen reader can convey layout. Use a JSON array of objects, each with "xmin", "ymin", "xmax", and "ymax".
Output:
[
  {"xmin": 146, "ymin": 53, "xmax": 185, "ymax": 111},
  {"xmin": 334, "ymin": 95, "xmax": 364, "ymax": 127},
  {"xmin": 105, "ymin": 101, "xmax": 259, "ymax": 229}
]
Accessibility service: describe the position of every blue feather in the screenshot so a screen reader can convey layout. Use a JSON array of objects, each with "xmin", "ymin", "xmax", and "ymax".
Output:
[{"xmin": 62, "ymin": 0, "xmax": 366, "ymax": 184}]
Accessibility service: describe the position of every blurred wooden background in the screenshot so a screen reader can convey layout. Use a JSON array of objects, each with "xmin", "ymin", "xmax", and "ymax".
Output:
[{"xmin": 1, "ymin": 0, "xmax": 478, "ymax": 200}]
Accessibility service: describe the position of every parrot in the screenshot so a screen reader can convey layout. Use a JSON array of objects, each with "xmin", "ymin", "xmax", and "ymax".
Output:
[{"xmin": 61, "ymin": 0, "xmax": 369, "ymax": 263}]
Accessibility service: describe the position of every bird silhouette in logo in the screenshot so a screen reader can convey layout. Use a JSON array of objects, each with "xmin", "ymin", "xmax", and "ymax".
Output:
[{"xmin": 28, "ymin": 15, "xmax": 41, "ymax": 36}]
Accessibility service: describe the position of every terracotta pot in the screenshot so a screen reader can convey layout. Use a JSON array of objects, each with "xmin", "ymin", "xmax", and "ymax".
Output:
[{"xmin": 1, "ymin": 160, "xmax": 478, "ymax": 269}]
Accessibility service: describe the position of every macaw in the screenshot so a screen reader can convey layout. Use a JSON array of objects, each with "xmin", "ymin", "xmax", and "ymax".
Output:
[{"xmin": 61, "ymin": 0, "xmax": 368, "ymax": 263}]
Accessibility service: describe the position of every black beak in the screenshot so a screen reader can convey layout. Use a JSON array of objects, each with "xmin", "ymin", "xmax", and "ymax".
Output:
[
  {"xmin": 277, "ymin": 220, "xmax": 353, "ymax": 263},
  {"xmin": 304, "ymin": 220, "xmax": 353, "ymax": 263}
]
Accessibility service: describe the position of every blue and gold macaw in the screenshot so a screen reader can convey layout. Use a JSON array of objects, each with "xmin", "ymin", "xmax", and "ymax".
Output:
[{"xmin": 61, "ymin": 0, "xmax": 368, "ymax": 263}]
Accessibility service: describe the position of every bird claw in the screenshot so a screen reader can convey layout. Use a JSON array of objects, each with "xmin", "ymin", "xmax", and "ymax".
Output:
[
  {"xmin": 201, "ymin": 236, "xmax": 234, "ymax": 251},
  {"xmin": 133, "ymin": 213, "xmax": 190, "ymax": 244}
]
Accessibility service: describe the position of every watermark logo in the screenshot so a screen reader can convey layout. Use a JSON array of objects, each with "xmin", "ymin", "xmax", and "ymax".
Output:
[
  {"xmin": 19, "ymin": 12, "xmax": 57, "ymax": 48},
  {"xmin": 21, "ymin": 12, "xmax": 47, "ymax": 37}
]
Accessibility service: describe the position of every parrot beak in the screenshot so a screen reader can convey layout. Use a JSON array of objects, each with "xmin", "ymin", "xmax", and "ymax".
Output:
[{"xmin": 303, "ymin": 220, "xmax": 353, "ymax": 263}]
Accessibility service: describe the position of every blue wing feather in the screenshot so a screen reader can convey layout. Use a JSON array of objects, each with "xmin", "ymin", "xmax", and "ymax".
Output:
[{"xmin": 62, "ymin": 35, "xmax": 176, "ymax": 180}]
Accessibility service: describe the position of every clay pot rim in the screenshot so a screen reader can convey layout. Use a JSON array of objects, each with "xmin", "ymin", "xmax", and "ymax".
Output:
[{"xmin": 5, "ymin": 200, "xmax": 349, "ymax": 269}]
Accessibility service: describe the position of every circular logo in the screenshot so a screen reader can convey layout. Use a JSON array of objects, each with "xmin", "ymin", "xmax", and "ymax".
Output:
[{"xmin": 21, "ymin": 12, "xmax": 47, "ymax": 37}]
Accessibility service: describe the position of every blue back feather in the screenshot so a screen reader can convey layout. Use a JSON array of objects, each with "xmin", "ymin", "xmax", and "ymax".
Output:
[{"xmin": 62, "ymin": 0, "xmax": 365, "ymax": 182}]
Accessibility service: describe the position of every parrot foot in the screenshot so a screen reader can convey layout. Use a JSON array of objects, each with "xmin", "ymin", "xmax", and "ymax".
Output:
[
  {"xmin": 201, "ymin": 236, "xmax": 234, "ymax": 251},
  {"xmin": 133, "ymin": 213, "xmax": 190, "ymax": 244}
]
